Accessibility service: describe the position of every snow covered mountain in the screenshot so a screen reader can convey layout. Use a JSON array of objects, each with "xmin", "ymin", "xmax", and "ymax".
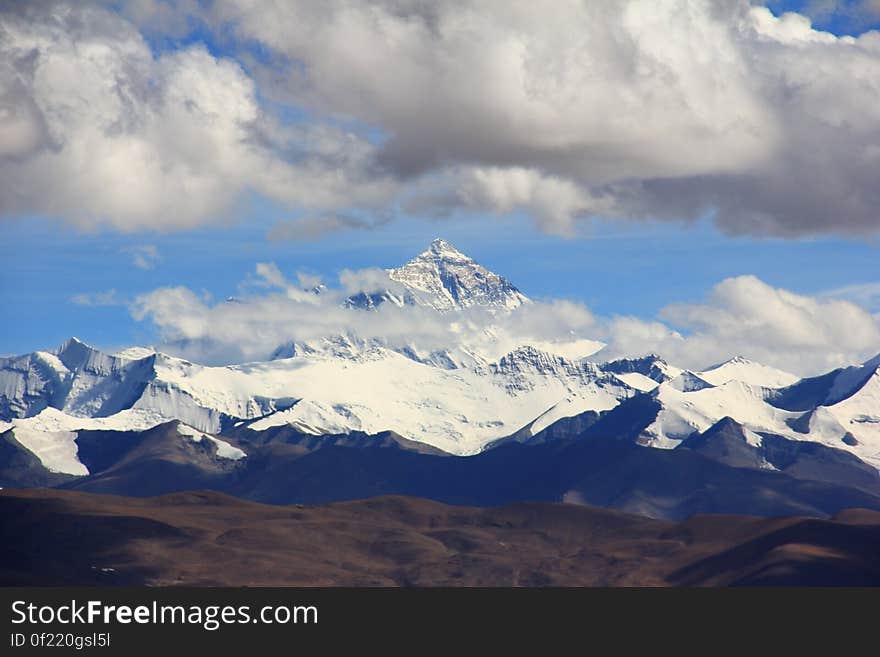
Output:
[
  {"xmin": 3, "ymin": 335, "xmax": 877, "ymax": 476},
  {"xmin": 1, "ymin": 239, "xmax": 879, "ymax": 482},
  {"xmin": 346, "ymin": 238, "xmax": 529, "ymax": 311},
  {"xmin": 0, "ymin": 337, "xmax": 153, "ymax": 420},
  {"xmin": 0, "ymin": 336, "xmax": 644, "ymax": 472},
  {"xmin": 564, "ymin": 353, "xmax": 880, "ymax": 469}
]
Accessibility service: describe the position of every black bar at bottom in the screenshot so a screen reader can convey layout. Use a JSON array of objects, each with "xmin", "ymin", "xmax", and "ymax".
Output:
[{"xmin": 1, "ymin": 587, "xmax": 875, "ymax": 652}]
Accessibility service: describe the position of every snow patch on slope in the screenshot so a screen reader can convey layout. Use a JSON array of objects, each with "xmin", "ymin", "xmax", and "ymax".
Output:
[
  {"xmin": 825, "ymin": 354, "xmax": 880, "ymax": 404},
  {"xmin": 4, "ymin": 406, "xmax": 171, "ymax": 476},
  {"xmin": 8, "ymin": 406, "xmax": 168, "ymax": 434},
  {"xmin": 820, "ymin": 367, "xmax": 880, "ymax": 466},
  {"xmin": 115, "ymin": 346, "xmax": 157, "ymax": 359},
  {"xmin": 176, "ymin": 423, "xmax": 246, "ymax": 460},
  {"xmin": 612, "ymin": 372, "xmax": 660, "ymax": 392},
  {"xmin": 10, "ymin": 425, "xmax": 86, "ymax": 475},
  {"xmin": 529, "ymin": 390, "xmax": 623, "ymax": 434}
]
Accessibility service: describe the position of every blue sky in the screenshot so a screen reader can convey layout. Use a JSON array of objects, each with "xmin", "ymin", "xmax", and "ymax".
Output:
[
  {"xmin": 1, "ymin": 1, "xmax": 879, "ymax": 367},
  {"xmin": 768, "ymin": 0, "xmax": 880, "ymax": 33}
]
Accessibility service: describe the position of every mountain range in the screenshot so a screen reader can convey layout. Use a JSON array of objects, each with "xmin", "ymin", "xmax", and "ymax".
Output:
[{"xmin": 2, "ymin": 239, "xmax": 880, "ymax": 521}]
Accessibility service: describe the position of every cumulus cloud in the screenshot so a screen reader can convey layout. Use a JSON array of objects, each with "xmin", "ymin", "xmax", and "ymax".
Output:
[
  {"xmin": 0, "ymin": 1, "xmax": 394, "ymax": 231},
  {"xmin": 599, "ymin": 275, "xmax": 880, "ymax": 373},
  {"xmin": 404, "ymin": 167, "xmax": 610, "ymax": 237},
  {"xmin": 2, "ymin": 1, "xmax": 880, "ymax": 238},
  {"xmin": 199, "ymin": 0, "xmax": 880, "ymax": 237}
]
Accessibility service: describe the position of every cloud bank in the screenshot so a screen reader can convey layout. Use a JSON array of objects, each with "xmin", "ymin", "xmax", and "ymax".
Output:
[
  {"xmin": 131, "ymin": 262, "xmax": 880, "ymax": 376},
  {"xmin": 2, "ymin": 1, "xmax": 880, "ymax": 237}
]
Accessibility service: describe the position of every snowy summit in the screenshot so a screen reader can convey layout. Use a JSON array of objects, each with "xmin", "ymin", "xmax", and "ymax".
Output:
[{"xmin": 348, "ymin": 238, "xmax": 530, "ymax": 312}]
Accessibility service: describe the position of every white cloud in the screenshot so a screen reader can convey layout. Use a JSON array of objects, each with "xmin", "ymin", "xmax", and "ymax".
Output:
[
  {"xmin": 0, "ymin": 2, "xmax": 394, "ymax": 231},
  {"xmin": 337, "ymin": 268, "xmax": 401, "ymax": 296},
  {"xmin": 215, "ymin": 0, "xmax": 769, "ymax": 178},
  {"xmin": 201, "ymin": 0, "xmax": 880, "ymax": 237},
  {"xmin": 599, "ymin": 275, "xmax": 880, "ymax": 373},
  {"xmin": 405, "ymin": 167, "xmax": 609, "ymax": 237}
]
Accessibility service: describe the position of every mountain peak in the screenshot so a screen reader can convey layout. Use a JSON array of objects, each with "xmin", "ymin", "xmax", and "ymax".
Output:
[
  {"xmin": 376, "ymin": 239, "xmax": 529, "ymax": 312},
  {"xmin": 698, "ymin": 356, "xmax": 798, "ymax": 389},
  {"xmin": 50, "ymin": 336, "xmax": 123, "ymax": 374},
  {"xmin": 55, "ymin": 336, "xmax": 94, "ymax": 360},
  {"xmin": 342, "ymin": 238, "xmax": 527, "ymax": 311},
  {"xmin": 707, "ymin": 355, "xmax": 753, "ymax": 369},
  {"xmin": 59, "ymin": 336, "xmax": 88, "ymax": 349},
  {"xmin": 418, "ymin": 238, "xmax": 472, "ymax": 263},
  {"xmin": 430, "ymin": 237, "xmax": 454, "ymax": 249},
  {"xmin": 601, "ymin": 354, "xmax": 680, "ymax": 384}
]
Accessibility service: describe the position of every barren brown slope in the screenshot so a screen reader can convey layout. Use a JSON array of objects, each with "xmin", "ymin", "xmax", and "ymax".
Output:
[{"xmin": 1, "ymin": 488, "xmax": 878, "ymax": 587}]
